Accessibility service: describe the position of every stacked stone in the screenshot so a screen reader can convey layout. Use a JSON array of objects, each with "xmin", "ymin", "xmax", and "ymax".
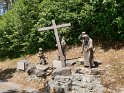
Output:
[
  {"xmin": 49, "ymin": 66, "xmax": 104, "ymax": 93},
  {"xmin": 49, "ymin": 76, "xmax": 72, "ymax": 93},
  {"xmin": 71, "ymin": 67, "xmax": 104, "ymax": 93},
  {"xmin": 49, "ymin": 67, "xmax": 72, "ymax": 93}
]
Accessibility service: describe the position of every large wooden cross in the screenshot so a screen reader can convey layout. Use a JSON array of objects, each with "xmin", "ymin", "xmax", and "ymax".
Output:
[{"xmin": 38, "ymin": 20, "xmax": 71, "ymax": 67}]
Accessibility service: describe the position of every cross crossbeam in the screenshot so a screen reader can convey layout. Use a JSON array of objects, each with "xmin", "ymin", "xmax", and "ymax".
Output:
[{"xmin": 38, "ymin": 23, "xmax": 71, "ymax": 32}]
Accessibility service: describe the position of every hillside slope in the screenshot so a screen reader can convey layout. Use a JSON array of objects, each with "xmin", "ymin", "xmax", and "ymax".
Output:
[{"xmin": 0, "ymin": 46, "xmax": 124, "ymax": 92}]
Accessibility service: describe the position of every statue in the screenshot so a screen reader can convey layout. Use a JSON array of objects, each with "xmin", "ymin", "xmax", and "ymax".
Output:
[
  {"xmin": 78, "ymin": 32, "xmax": 86, "ymax": 53},
  {"xmin": 60, "ymin": 36, "xmax": 66, "ymax": 61},
  {"xmin": 57, "ymin": 35, "xmax": 67, "ymax": 62},
  {"xmin": 79, "ymin": 32, "xmax": 94, "ymax": 68},
  {"xmin": 37, "ymin": 48, "xmax": 46, "ymax": 65}
]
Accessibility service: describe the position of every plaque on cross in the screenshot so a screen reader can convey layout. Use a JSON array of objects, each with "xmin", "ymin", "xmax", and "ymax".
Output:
[{"xmin": 38, "ymin": 20, "xmax": 71, "ymax": 67}]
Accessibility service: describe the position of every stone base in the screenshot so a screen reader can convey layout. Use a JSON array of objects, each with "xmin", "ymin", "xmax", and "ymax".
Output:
[
  {"xmin": 17, "ymin": 60, "xmax": 29, "ymax": 71},
  {"xmin": 52, "ymin": 60, "xmax": 65, "ymax": 68}
]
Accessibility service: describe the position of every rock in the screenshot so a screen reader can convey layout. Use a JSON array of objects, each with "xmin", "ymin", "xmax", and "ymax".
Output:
[
  {"xmin": 95, "ymin": 84, "xmax": 104, "ymax": 93},
  {"xmin": 80, "ymin": 82, "xmax": 87, "ymax": 88},
  {"xmin": 49, "ymin": 76, "xmax": 72, "ymax": 93},
  {"xmin": 72, "ymin": 74, "xmax": 82, "ymax": 81},
  {"xmin": 90, "ymin": 68, "xmax": 105, "ymax": 75},
  {"xmin": 56, "ymin": 88, "xmax": 65, "ymax": 93},
  {"xmin": 27, "ymin": 74, "xmax": 40, "ymax": 80},
  {"xmin": 72, "ymin": 81, "xmax": 82, "ymax": 86},
  {"xmin": 82, "ymin": 75, "xmax": 92, "ymax": 83},
  {"xmin": 75, "ymin": 67, "xmax": 91, "ymax": 74},
  {"xmin": 52, "ymin": 67, "xmax": 71, "ymax": 77},
  {"xmin": 36, "ymin": 65, "xmax": 50, "ymax": 72},
  {"xmin": 92, "ymin": 77, "xmax": 101, "ymax": 84},
  {"xmin": 27, "ymin": 65, "xmax": 36, "ymax": 76},
  {"xmin": 71, "ymin": 86, "xmax": 82, "ymax": 91},
  {"xmin": 66, "ymin": 60, "xmax": 76, "ymax": 66},
  {"xmin": 87, "ymin": 84, "xmax": 94, "ymax": 90},
  {"xmin": 27, "ymin": 67, "xmax": 46, "ymax": 79},
  {"xmin": 27, "ymin": 64, "xmax": 53, "ymax": 79},
  {"xmin": 90, "ymin": 68, "xmax": 100, "ymax": 75},
  {"xmin": 71, "ymin": 90, "xmax": 79, "ymax": 93},
  {"xmin": 54, "ymin": 76, "xmax": 72, "ymax": 81},
  {"xmin": 77, "ymin": 58, "xmax": 84, "ymax": 65},
  {"xmin": 48, "ymin": 67, "xmax": 104, "ymax": 93},
  {"xmin": 34, "ymin": 69, "xmax": 46, "ymax": 77}
]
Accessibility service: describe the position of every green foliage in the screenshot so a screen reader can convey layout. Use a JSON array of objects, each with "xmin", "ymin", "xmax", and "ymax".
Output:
[{"xmin": 0, "ymin": 0, "xmax": 124, "ymax": 59}]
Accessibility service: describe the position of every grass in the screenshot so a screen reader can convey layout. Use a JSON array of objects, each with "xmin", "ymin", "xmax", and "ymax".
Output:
[{"xmin": 0, "ymin": 46, "xmax": 124, "ymax": 91}]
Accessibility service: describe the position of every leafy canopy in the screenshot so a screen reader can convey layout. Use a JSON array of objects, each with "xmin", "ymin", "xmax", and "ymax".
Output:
[{"xmin": 0, "ymin": 0, "xmax": 124, "ymax": 59}]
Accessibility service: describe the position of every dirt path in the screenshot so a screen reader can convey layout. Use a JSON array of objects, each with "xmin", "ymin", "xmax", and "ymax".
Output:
[{"xmin": 0, "ymin": 80, "xmax": 39, "ymax": 93}]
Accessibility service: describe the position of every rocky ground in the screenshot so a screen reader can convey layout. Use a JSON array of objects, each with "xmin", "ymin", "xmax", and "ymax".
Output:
[{"xmin": 0, "ymin": 46, "xmax": 124, "ymax": 93}]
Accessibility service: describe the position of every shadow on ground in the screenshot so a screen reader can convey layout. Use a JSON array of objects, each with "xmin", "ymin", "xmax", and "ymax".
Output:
[
  {"xmin": 93, "ymin": 60, "xmax": 102, "ymax": 68},
  {"xmin": 0, "ymin": 68, "xmax": 16, "ymax": 80},
  {"xmin": 97, "ymin": 42, "xmax": 124, "ymax": 51},
  {"xmin": 3, "ymin": 90, "xmax": 41, "ymax": 93},
  {"xmin": 3, "ymin": 89, "xmax": 49, "ymax": 93}
]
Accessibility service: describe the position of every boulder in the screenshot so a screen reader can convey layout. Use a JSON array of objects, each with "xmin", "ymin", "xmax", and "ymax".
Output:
[
  {"xmin": 66, "ymin": 60, "xmax": 76, "ymax": 66},
  {"xmin": 52, "ymin": 67, "xmax": 71, "ymax": 77},
  {"xmin": 75, "ymin": 67, "xmax": 91, "ymax": 74},
  {"xmin": 90, "ymin": 68, "xmax": 105, "ymax": 75}
]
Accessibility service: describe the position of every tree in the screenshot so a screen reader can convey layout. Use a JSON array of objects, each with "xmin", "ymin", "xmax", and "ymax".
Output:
[{"xmin": 0, "ymin": 0, "xmax": 124, "ymax": 59}]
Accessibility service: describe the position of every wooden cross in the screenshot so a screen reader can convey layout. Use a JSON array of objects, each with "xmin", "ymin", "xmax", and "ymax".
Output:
[{"xmin": 38, "ymin": 20, "xmax": 71, "ymax": 67}]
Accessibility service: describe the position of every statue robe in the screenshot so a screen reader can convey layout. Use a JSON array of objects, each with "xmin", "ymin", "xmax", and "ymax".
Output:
[{"xmin": 83, "ymin": 38, "xmax": 94, "ymax": 67}]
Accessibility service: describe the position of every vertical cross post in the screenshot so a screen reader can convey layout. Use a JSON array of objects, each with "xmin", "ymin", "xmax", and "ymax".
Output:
[{"xmin": 52, "ymin": 20, "xmax": 65, "ymax": 66}]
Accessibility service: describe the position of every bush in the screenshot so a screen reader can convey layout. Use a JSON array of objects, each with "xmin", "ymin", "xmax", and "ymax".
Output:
[{"xmin": 0, "ymin": 0, "xmax": 124, "ymax": 59}]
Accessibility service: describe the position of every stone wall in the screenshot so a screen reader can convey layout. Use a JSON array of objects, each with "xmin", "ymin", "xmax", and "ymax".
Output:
[{"xmin": 49, "ymin": 67, "xmax": 105, "ymax": 93}]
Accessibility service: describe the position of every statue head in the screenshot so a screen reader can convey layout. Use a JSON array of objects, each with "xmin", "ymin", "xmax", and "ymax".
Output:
[
  {"xmin": 83, "ymin": 34, "xmax": 89, "ymax": 42},
  {"xmin": 81, "ymin": 32, "xmax": 86, "ymax": 36},
  {"xmin": 39, "ymin": 48, "xmax": 43, "ymax": 51}
]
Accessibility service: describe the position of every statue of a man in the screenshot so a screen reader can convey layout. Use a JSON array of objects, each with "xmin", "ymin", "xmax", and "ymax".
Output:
[
  {"xmin": 79, "ymin": 33, "xmax": 94, "ymax": 68},
  {"xmin": 78, "ymin": 32, "xmax": 86, "ymax": 53},
  {"xmin": 37, "ymin": 48, "xmax": 46, "ymax": 65},
  {"xmin": 57, "ymin": 35, "xmax": 67, "ymax": 62},
  {"xmin": 61, "ymin": 36, "xmax": 66, "ymax": 60}
]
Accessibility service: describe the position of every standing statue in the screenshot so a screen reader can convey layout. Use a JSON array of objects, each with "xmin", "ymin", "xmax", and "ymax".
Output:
[
  {"xmin": 57, "ymin": 35, "xmax": 67, "ymax": 62},
  {"xmin": 79, "ymin": 32, "xmax": 94, "ymax": 68},
  {"xmin": 61, "ymin": 36, "xmax": 67, "ymax": 61},
  {"xmin": 37, "ymin": 48, "xmax": 46, "ymax": 65},
  {"xmin": 78, "ymin": 32, "xmax": 86, "ymax": 53}
]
